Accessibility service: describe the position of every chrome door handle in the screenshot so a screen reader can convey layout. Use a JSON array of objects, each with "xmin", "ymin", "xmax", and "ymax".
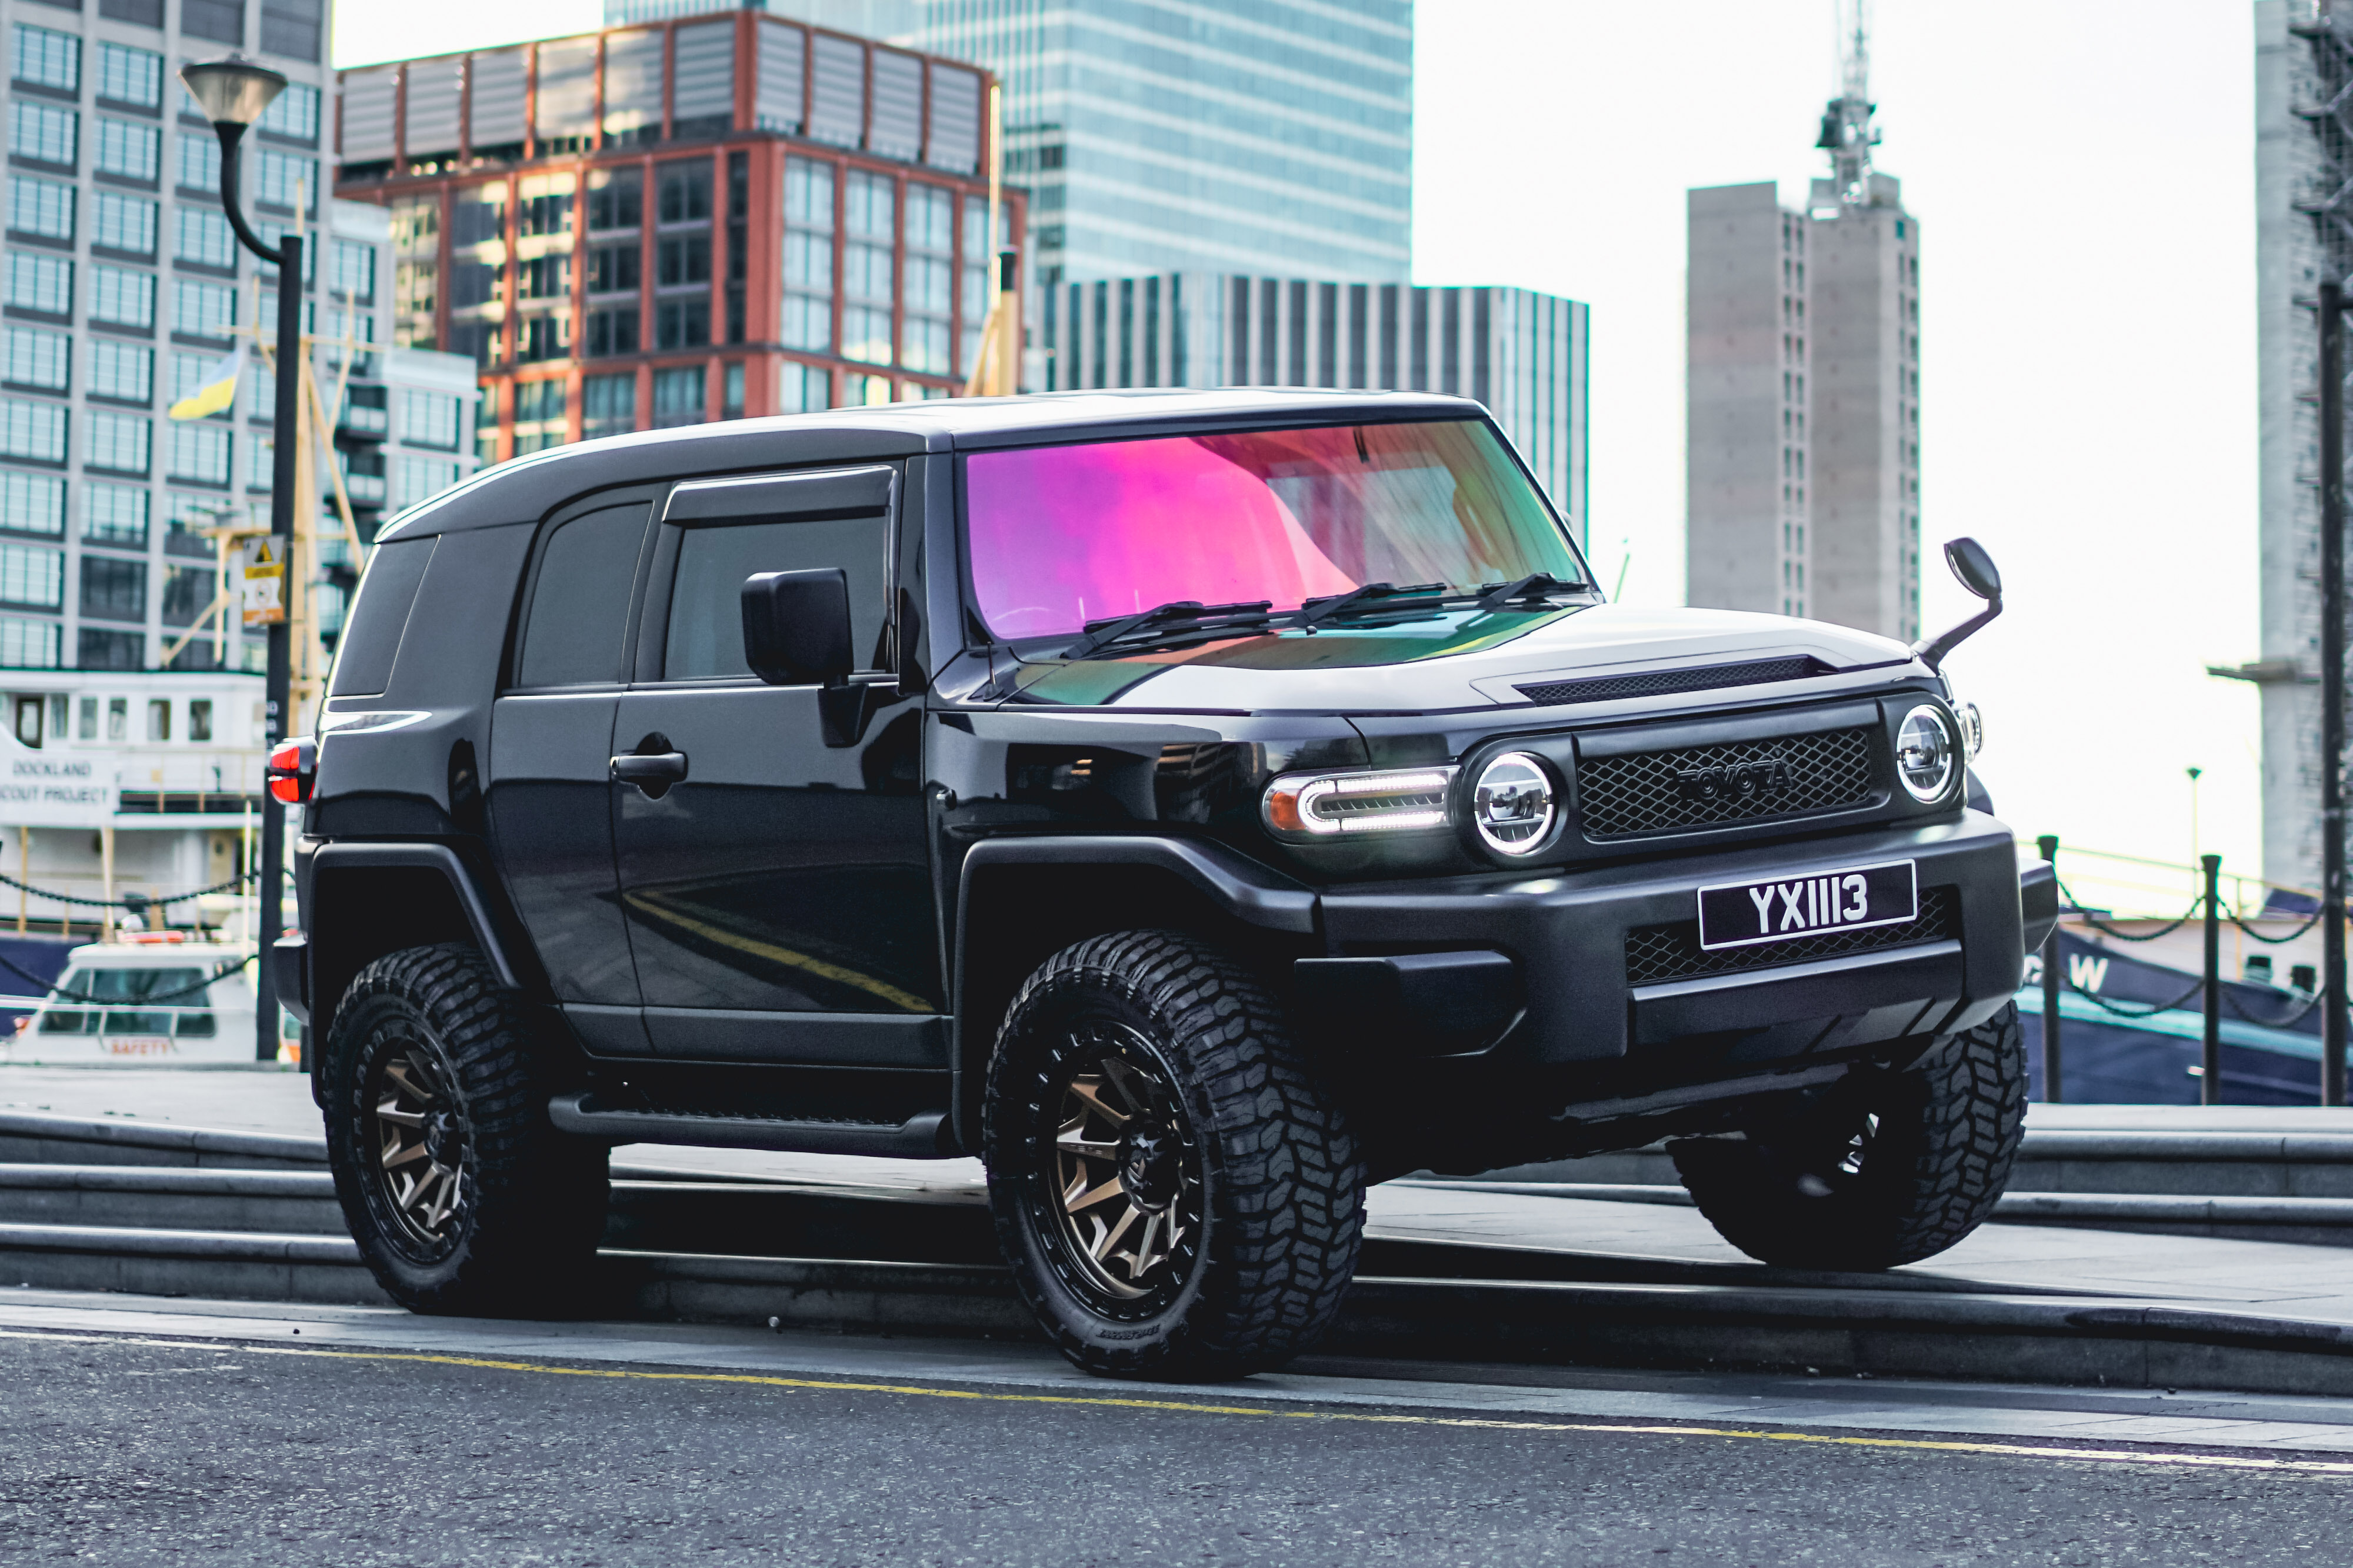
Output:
[{"xmin": 609, "ymin": 752, "xmax": 688, "ymax": 786}]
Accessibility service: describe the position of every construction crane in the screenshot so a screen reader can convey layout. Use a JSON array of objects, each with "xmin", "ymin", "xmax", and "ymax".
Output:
[{"xmin": 1816, "ymin": 0, "xmax": 1883, "ymax": 211}]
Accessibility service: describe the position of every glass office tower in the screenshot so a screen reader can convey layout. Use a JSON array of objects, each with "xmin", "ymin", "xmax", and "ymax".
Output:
[{"xmin": 914, "ymin": 0, "xmax": 1411, "ymax": 284}]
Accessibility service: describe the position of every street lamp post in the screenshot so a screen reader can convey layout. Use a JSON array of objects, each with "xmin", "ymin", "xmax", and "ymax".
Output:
[{"xmin": 179, "ymin": 56, "xmax": 298, "ymax": 1065}]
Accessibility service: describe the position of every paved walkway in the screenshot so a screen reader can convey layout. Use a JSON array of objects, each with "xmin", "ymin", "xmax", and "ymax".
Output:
[{"xmin": 14, "ymin": 1065, "xmax": 2353, "ymax": 1329}]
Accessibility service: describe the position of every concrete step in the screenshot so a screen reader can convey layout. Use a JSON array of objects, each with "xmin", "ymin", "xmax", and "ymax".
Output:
[
  {"xmin": 601, "ymin": 1179, "xmax": 998, "ymax": 1264},
  {"xmin": 0, "ymin": 1166, "xmax": 345, "ymax": 1235},
  {"xmin": 17, "ymin": 1106, "xmax": 2353, "ymax": 1253},
  {"xmin": 0, "ymin": 1222, "xmax": 382, "ymax": 1305},
  {"xmin": 1478, "ymin": 1128, "xmax": 2353, "ymax": 1206},
  {"xmin": 12, "ymin": 1223, "xmax": 2353, "ymax": 1403},
  {"xmin": 0, "ymin": 1162, "xmax": 1005, "ymax": 1262},
  {"xmin": 0, "ymin": 1112, "xmax": 325, "ymax": 1171},
  {"xmin": 1435, "ymin": 1179, "xmax": 2353, "ymax": 1248}
]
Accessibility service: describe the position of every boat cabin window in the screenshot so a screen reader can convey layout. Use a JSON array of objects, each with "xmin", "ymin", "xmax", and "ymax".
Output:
[{"xmin": 38, "ymin": 966, "xmax": 214, "ymax": 1037}]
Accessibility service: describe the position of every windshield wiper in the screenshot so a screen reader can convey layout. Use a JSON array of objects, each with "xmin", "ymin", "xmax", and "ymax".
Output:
[
  {"xmin": 1291, "ymin": 581, "xmax": 1448, "ymax": 633},
  {"xmin": 1062, "ymin": 599, "xmax": 1275, "ymax": 659},
  {"xmin": 1475, "ymin": 572, "xmax": 1586, "ymax": 610}
]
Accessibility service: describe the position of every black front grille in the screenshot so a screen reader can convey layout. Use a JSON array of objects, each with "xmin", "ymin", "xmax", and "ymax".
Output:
[
  {"xmin": 1579, "ymin": 726, "xmax": 1875, "ymax": 839},
  {"xmin": 1625, "ymin": 886, "xmax": 1959, "ymax": 986},
  {"xmin": 1518, "ymin": 656, "xmax": 1831, "ymax": 707}
]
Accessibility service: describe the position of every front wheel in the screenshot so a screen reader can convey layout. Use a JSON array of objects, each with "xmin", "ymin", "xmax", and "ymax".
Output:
[
  {"xmin": 322, "ymin": 943, "xmax": 608, "ymax": 1315},
  {"xmin": 984, "ymin": 930, "xmax": 1366, "ymax": 1379},
  {"xmin": 1671, "ymin": 1003, "xmax": 2027, "ymax": 1270}
]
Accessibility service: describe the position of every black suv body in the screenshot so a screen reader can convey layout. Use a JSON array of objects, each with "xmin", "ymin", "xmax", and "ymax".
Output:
[{"xmin": 285, "ymin": 389, "xmax": 2053, "ymax": 1376}]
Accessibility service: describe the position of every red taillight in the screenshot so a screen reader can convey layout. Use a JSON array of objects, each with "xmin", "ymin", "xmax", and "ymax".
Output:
[{"xmin": 267, "ymin": 737, "xmax": 315, "ymax": 804}]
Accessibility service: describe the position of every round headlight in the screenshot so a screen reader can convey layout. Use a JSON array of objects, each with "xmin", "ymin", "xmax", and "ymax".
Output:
[
  {"xmin": 1895, "ymin": 705, "xmax": 1957, "ymax": 802},
  {"xmin": 1470, "ymin": 751, "xmax": 1557, "ymax": 856}
]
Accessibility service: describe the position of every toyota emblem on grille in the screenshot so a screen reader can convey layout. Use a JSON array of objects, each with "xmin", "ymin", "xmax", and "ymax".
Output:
[{"xmin": 1674, "ymin": 758, "xmax": 1791, "ymax": 804}]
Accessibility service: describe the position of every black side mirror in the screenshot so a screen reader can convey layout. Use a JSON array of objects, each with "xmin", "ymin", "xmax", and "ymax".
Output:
[
  {"xmin": 1944, "ymin": 537, "xmax": 2001, "ymax": 602},
  {"xmin": 742, "ymin": 569, "xmax": 854, "ymax": 686},
  {"xmin": 1911, "ymin": 536, "xmax": 2005, "ymax": 671}
]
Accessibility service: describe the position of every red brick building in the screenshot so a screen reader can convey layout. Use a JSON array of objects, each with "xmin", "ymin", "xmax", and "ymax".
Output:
[{"xmin": 333, "ymin": 14, "xmax": 1022, "ymax": 465}]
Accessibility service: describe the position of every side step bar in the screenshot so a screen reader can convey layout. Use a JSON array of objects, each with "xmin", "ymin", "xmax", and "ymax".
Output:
[{"xmin": 547, "ymin": 1095, "xmax": 956, "ymax": 1159}]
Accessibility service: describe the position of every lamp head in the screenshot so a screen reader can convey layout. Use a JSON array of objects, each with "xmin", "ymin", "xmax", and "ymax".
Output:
[{"xmin": 178, "ymin": 55, "xmax": 288, "ymax": 129}]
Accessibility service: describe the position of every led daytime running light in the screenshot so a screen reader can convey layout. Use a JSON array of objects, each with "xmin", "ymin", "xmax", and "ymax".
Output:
[{"xmin": 1264, "ymin": 766, "xmax": 1458, "ymax": 839}]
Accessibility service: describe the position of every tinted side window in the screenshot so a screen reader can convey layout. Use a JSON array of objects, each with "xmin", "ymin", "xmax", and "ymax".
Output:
[
  {"xmin": 664, "ymin": 517, "xmax": 887, "ymax": 680},
  {"xmin": 328, "ymin": 537, "xmax": 436, "ymax": 698},
  {"xmin": 516, "ymin": 503, "xmax": 651, "ymax": 687}
]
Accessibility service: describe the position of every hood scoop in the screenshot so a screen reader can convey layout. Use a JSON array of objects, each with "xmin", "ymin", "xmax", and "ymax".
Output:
[{"xmin": 1517, "ymin": 655, "xmax": 1838, "ymax": 707}]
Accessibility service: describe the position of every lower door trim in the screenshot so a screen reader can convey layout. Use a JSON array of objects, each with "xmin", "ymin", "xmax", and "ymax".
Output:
[
  {"xmin": 565, "ymin": 1002, "xmax": 656, "ymax": 1057},
  {"xmin": 642, "ymin": 1007, "xmax": 951, "ymax": 1068}
]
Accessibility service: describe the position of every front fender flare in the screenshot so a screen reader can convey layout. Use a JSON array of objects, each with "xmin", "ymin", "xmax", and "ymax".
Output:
[{"xmin": 948, "ymin": 835, "xmax": 1321, "ymax": 1152}]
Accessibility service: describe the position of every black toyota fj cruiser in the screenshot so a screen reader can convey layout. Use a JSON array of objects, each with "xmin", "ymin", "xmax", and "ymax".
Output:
[{"xmin": 278, "ymin": 389, "xmax": 2055, "ymax": 1378}]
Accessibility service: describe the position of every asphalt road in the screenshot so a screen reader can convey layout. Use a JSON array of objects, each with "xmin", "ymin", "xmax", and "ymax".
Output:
[{"xmin": 1, "ymin": 1332, "xmax": 2343, "ymax": 1566}]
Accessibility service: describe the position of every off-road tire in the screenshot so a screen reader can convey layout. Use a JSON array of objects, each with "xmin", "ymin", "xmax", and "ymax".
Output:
[
  {"xmin": 1669, "ymin": 1003, "xmax": 2027, "ymax": 1270},
  {"xmin": 322, "ymin": 943, "xmax": 608, "ymax": 1314},
  {"xmin": 984, "ymin": 929, "xmax": 1366, "ymax": 1379}
]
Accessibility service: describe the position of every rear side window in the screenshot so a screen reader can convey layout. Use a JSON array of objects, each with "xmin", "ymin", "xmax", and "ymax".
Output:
[
  {"xmin": 664, "ymin": 516, "xmax": 888, "ymax": 680},
  {"xmin": 327, "ymin": 538, "xmax": 436, "ymax": 698},
  {"xmin": 515, "ymin": 503, "xmax": 651, "ymax": 688}
]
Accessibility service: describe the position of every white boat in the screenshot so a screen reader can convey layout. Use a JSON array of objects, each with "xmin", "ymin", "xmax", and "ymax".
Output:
[{"xmin": 4, "ymin": 933, "xmax": 267, "ymax": 1065}]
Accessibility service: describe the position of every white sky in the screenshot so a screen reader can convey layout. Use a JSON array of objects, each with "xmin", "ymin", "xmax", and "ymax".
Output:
[
  {"xmin": 1414, "ymin": 1, "xmax": 2265, "ymax": 888},
  {"xmin": 338, "ymin": 2, "xmax": 2267, "ymax": 886}
]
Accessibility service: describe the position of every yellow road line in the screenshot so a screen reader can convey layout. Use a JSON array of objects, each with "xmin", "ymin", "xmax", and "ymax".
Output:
[{"xmin": 9, "ymin": 1328, "xmax": 2350, "ymax": 1477}]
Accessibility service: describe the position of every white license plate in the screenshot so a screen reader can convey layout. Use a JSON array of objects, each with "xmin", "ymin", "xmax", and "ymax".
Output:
[{"xmin": 1696, "ymin": 860, "xmax": 1919, "ymax": 952}]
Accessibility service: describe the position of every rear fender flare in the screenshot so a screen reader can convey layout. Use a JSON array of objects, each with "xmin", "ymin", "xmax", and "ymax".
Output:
[{"xmin": 304, "ymin": 843, "xmax": 532, "ymax": 1045}]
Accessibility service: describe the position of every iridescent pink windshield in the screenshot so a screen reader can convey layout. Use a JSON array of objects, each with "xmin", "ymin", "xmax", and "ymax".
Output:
[{"xmin": 965, "ymin": 420, "xmax": 1578, "ymax": 640}]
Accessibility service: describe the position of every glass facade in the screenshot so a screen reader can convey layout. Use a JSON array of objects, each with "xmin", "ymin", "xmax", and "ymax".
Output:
[
  {"xmin": 1039, "ymin": 275, "xmax": 1589, "ymax": 540},
  {"xmin": 0, "ymin": 0, "xmax": 477, "ymax": 670},
  {"xmin": 341, "ymin": 19, "xmax": 1019, "ymax": 462},
  {"xmin": 915, "ymin": 0, "xmax": 1411, "ymax": 283}
]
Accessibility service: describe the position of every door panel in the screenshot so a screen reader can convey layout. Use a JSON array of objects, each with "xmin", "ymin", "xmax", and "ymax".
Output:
[
  {"xmin": 489, "ymin": 693, "xmax": 635, "ymax": 1006},
  {"xmin": 611, "ymin": 463, "xmax": 937, "ymax": 1064},
  {"xmin": 484, "ymin": 497, "xmax": 655, "ymax": 1017},
  {"xmin": 612, "ymin": 686, "xmax": 936, "ymax": 1022}
]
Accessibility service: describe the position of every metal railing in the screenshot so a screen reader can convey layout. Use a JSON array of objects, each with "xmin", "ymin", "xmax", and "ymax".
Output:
[{"xmin": 2032, "ymin": 836, "xmax": 2334, "ymax": 1106}]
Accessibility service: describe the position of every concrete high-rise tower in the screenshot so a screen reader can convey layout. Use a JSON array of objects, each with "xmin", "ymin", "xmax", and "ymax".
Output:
[
  {"xmin": 1687, "ymin": 2, "xmax": 1923, "ymax": 643},
  {"xmin": 2235, "ymin": 1, "xmax": 2353, "ymax": 893}
]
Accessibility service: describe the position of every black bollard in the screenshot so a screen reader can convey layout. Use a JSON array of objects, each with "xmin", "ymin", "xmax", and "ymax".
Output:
[
  {"xmin": 2202, "ymin": 854, "xmax": 2222, "ymax": 1107},
  {"xmin": 2038, "ymin": 834, "xmax": 2062, "ymax": 1103}
]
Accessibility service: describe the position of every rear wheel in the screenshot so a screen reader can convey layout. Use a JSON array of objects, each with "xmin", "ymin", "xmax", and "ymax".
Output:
[
  {"xmin": 322, "ymin": 943, "xmax": 607, "ymax": 1314},
  {"xmin": 984, "ymin": 930, "xmax": 1365, "ymax": 1379},
  {"xmin": 1671, "ymin": 1004, "xmax": 2027, "ymax": 1270}
]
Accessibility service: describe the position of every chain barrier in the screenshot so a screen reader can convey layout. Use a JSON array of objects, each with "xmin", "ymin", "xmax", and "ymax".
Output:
[
  {"xmin": 0, "ymin": 948, "xmax": 255, "ymax": 1006},
  {"xmin": 2059, "ymin": 968, "xmax": 2204, "ymax": 1019},
  {"xmin": 2224, "ymin": 906, "xmax": 2331, "ymax": 945},
  {"xmin": 2224, "ymin": 985, "xmax": 2331, "ymax": 1029},
  {"xmin": 0, "ymin": 869, "xmax": 256, "ymax": 911},
  {"xmin": 2054, "ymin": 878, "xmax": 2207, "ymax": 943}
]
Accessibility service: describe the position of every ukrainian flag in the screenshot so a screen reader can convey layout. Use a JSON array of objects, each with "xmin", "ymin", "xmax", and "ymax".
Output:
[{"xmin": 168, "ymin": 343, "xmax": 245, "ymax": 421}]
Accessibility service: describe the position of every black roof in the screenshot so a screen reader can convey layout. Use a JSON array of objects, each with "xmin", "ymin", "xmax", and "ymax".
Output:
[{"xmin": 379, "ymin": 388, "xmax": 1486, "ymax": 539}]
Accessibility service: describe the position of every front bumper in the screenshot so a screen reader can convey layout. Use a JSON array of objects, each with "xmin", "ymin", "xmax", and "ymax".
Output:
[{"xmin": 1311, "ymin": 811, "xmax": 2027, "ymax": 1067}]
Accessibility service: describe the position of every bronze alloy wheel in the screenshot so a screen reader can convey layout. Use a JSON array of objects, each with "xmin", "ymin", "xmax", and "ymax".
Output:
[
  {"xmin": 324, "ymin": 944, "xmax": 611, "ymax": 1315},
  {"xmin": 366, "ymin": 1034, "xmax": 470, "ymax": 1253},
  {"xmin": 985, "ymin": 929, "xmax": 1368, "ymax": 1376},
  {"xmin": 1046, "ymin": 1022, "xmax": 1201, "ymax": 1309}
]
